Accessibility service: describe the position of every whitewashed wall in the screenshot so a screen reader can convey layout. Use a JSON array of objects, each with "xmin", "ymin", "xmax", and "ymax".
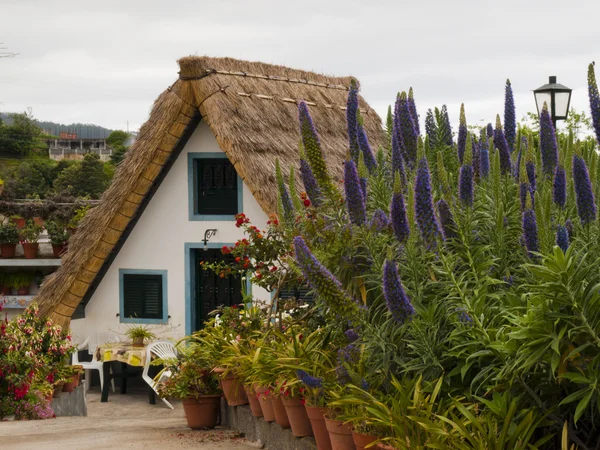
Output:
[{"xmin": 70, "ymin": 122, "xmax": 270, "ymax": 342}]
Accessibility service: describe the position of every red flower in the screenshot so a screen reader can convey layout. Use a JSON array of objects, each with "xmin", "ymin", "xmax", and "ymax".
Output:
[
  {"xmin": 231, "ymin": 304, "xmax": 238, "ymax": 309},
  {"xmin": 270, "ymin": 266, "xmax": 277, "ymax": 272},
  {"xmin": 303, "ymin": 199, "xmax": 311, "ymax": 207},
  {"xmin": 222, "ymin": 246, "xmax": 231, "ymax": 254}
]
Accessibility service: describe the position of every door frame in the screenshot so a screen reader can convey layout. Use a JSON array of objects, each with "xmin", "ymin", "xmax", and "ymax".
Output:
[{"xmin": 185, "ymin": 241, "xmax": 245, "ymax": 335}]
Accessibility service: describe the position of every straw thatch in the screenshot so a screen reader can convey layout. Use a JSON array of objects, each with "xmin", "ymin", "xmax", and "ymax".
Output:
[{"xmin": 37, "ymin": 56, "xmax": 384, "ymax": 328}]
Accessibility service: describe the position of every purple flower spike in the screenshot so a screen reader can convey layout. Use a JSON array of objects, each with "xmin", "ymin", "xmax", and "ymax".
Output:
[
  {"xmin": 370, "ymin": 209, "xmax": 390, "ymax": 232},
  {"xmin": 397, "ymin": 92, "xmax": 418, "ymax": 165},
  {"xmin": 391, "ymin": 175, "xmax": 410, "ymax": 243},
  {"xmin": 556, "ymin": 225, "xmax": 569, "ymax": 253},
  {"xmin": 486, "ymin": 123, "xmax": 494, "ymax": 138},
  {"xmin": 293, "ymin": 236, "xmax": 357, "ymax": 314},
  {"xmin": 392, "ymin": 132, "xmax": 407, "ymax": 187},
  {"xmin": 344, "ymin": 160, "xmax": 367, "ymax": 225},
  {"xmin": 573, "ymin": 155, "xmax": 597, "ymax": 225},
  {"xmin": 526, "ymin": 161, "xmax": 537, "ymax": 191},
  {"xmin": 519, "ymin": 182, "xmax": 534, "ymax": 211},
  {"xmin": 494, "ymin": 116, "xmax": 512, "ymax": 175},
  {"xmin": 540, "ymin": 104, "xmax": 559, "ymax": 176},
  {"xmin": 504, "ymin": 79, "xmax": 516, "ymax": 152},
  {"xmin": 436, "ymin": 199, "xmax": 457, "ymax": 240},
  {"xmin": 457, "ymin": 104, "xmax": 467, "ymax": 164},
  {"xmin": 360, "ymin": 177, "xmax": 368, "ymax": 200},
  {"xmin": 480, "ymin": 145, "xmax": 490, "ymax": 178},
  {"xmin": 553, "ymin": 165, "xmax": 566, "ymax": 208},
  {"xmin": 357, "ymin": 122, "xmax": 377, "ymax": 173},
  {"xmin": 347, "ymin": 79, "xmax": 360, "ymax": 163},
  {"xmin": 300, "ymin": 159, "xmax": 322, "ymax": 207},
  {"xmin": 299, "ymin": 101, "xmax": 333, "ymax": 193},
  {"xmin": 297, "ymin": 370, "xmax": 323, "ymax": 389},
  {"xmin": 472, "ymin": 136, "xmax": 481, "ymax": 180},
  {"xmin": 441, "ymin": 105, "xmax": 453, "ymax": 147},
  {"xmin": 425, "ymin": 109, "xmax": 438, "ymax": 148},
  {"xmin": 408, "ymin": 87, "xmax": 420, "ymax": 135},
  {"xmin": 345, "ymin": 328, "xmax": 359, "ymax": 343},
  {"xmin": 522, "ymin": 209, "xmax": 539, "ymax": 257},
  {"xmin": 415, "ymin": 158, "xmax": 443, "ymax": 247},
  {"xmin": 459, "ymin": 164, "xmax": 474, "ymax": 206},
  {"xmin": 383, "ymin": 259, "xmax": 415, "ymax": 324},
  {"xmin": 587, "ymin": 63, "xmax": 600, "ymax": 144}
]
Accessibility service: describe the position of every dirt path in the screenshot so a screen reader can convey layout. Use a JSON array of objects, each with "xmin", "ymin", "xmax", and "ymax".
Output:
[{"xmin": 0, "ymin": 389, "xmax": 257, "ymax": 450}]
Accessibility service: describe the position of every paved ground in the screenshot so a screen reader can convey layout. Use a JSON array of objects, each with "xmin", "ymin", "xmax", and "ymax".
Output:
[{"xmin": 0, "ymin": 387, "xmax": 257, "ymax": 450}]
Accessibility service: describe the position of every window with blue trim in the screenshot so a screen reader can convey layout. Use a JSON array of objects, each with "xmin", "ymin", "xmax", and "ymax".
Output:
[
  {"xmin": 194, "ymin": 158, "xmax": 238, "ymax": 216},
  {"xmin": 120, "ymin": 270, "xmax": 168, "ymax": 323}
]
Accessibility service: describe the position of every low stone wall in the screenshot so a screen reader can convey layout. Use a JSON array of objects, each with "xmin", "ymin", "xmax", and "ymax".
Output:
[
  {"xmin": 50, "ymin": 384, "xmax": 87, "ymax": 417},
  {"xmin": 222, "ymin": 401, "xmax": 316, "ymax": 450}
]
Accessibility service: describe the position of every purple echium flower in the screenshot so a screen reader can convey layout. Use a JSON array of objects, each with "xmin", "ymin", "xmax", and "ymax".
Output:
[
  {"xmin": 280, "ymin": 182, "xmax": 295, "ymax": 223},
  {"xmin": 391, "ymin": 175, "xmax": 410, "ymax": 243},
  {"xmin": 300, "ymin": 159, "xmax": 322, "ymax": 207},
  {"xmin": 553, "ymin": 165, "xmax": 567, "ymax": 208},
  {"xmin": 397, "ymin": 92, "xmax": 418, "ymax": 165},
  {"xmin": 526, "ymin": 161, "xmax": 537, "ymax": 191},
  {"xmin": 370, "ymin": 209, "xmax": 390, "ymax": 232},
  {"xmin": 494, "ymin": 116, "xmax": 512, "ymax": 175},
  {"xmin": 415, "ymin": 158, "xmax": 443, "ymax": 247},
  {"xmin": 588, "ymin": 63, "xmax": 600, "ymax": 144},
  {"xmin": 425, "ymin": 109, "xmax": 438, "ymax": 148},
  {"xmin": 383, "ymin": 260, "xmax": 415, "ymax": 323},
  {"xmin": 297, "ymin": 370, "xmax": 323, "ymax": 389},
  {"xmin": 522, "ymin": 209, "xmax": 539, "ymax": 257},
  {"xmin": 539, "ymin": 104, "xmax": 559, "ymax": 176},
  {"xmin": 573, "ymin": 155, "xmax": 597, "ymax": 225},
  {"xmin": 436, "ymin": 199, "xmax": 457, "ymax": 240},
  {"xmin": 480, "ymin": 145, "xmax": 490, "ymax": 178},
  {"xmin": 459, "ymin": 164, "xmax": 474, "ymax": 206},
  {"xmin": 345, "ymin": 328, "xmax": 359, "ymax": 343},
  {"xmin": 391, "ymin": 133, "xmax": 407, "ymax": 187},
  {"xmin": 293, "ymin": 236, "xmax": 357, "ymax": 313},
  {"xmin": 457, "ymin": 104, "xmax": 467, "ymax": 164},
  {"xmin": 556, "ymin": 225, "xmax": 570, "ymax": 253},
  {"xmin": 486, "ymin": 123, "xmax": 494, "ymax": 138},
  {"xmin": 344, "ymin": 160, "xmax": 366, "ymax": 225},
  {"xmin": 472, "ymin": 136, "xmax": 481, "ymax": 180},
  {"xmin": 360, "ymin": 177, "xmax": 368, "ymax": 200},
  {"xmin": 408, "ymin": 87, "xmax": 420, "ymax": 135},
  {"xmin": 346, "ymin": 79, "xmax": 360, "ymax": 163},
  {"xmin": 441, "ymin": 105, "xmax": 453, "ymax": 146},
  {"xmin": 357, "ymin": 122, "xmax": 377, "ymax": 173},
  {"xmin": 299, "ymin": 101, "xmax": 333, "ymax": 194},
  {"xmin": 504, "ymin": 79, "xmax": 516, "ymax": 152},
  {"xmin": 519, "ymin": 182, "xmax": 534, "ymax": 211}
]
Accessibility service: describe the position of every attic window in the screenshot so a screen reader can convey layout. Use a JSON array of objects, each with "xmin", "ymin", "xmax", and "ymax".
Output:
[{"xmin": 188, "ymin": 153, "xmax": 243, "ymax": 221}]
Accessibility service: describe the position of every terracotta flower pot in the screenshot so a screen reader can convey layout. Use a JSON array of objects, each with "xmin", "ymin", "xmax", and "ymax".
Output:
[
  {"xmin": 132, "ymin": 336, "xmax": 144, "ymax": 347},
  {"xmin": 0, "ymin": 285, "xmax": 10, "ymax": 295},
  {"xmin": 12, "ymin": 218, "xmax": 25, "ymax": 229},
  {"xmin": 33, "ymin": 217, "xmax": 44, "ymax": 227},
  {"xmin": 63, "ymin": 380, "xmax": 76, "ymax": 393},
  {"xmin": 220, "ymin": 375, "xmax": 248, "ymax": 406},
  {"xmin": 282, "ymin": 396, "xmax": 313, "ymax": 437},
  {"xmin": 182, "ymin": 396, "xmax": 221, "ymax": 429},
  {"xmin": 245, "ymin": 385, "xmax": 263, "ymax": 417},
  {"xmin": 271, "ymin": 396, "xmax": 290, "ymax": 429},
  {"xmin": 0, "ymin": 243, "xmax": 16, "ymax": 258},
  {"xmin": 325, "ymin": 418, "xmax": 355, "ymax": 450},
  {"xmin": 53, "ymin": 382, "xmax": 65, "ymax": 398},
  {"xmin": 17, "ymin": 286, "xmax": 30, "ymax": 295},
  {"xmin": 255, "ymin": 386, "xmax": 276, "ymax": 422},
  {"xmin": 52, "ymin": 243, "xmax": 68, "ymax": 258},
  {"xmin": 306, "ymin": 406, "xmax": 332, "ymax": 450},
  {"xmin": 22, "ymin": 243, "xmax": 39, "ymax": 259},
  {"xmin": 352, "ymin": 431, "xmax": 378, "ymax": 450}
]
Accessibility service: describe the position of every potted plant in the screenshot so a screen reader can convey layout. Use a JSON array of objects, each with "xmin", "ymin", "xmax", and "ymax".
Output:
[
  {"xmin": 12, "ymin": 272, "xmax": 34, "ymax": 295},
  {"xmin": 45, "ymin": 220, "xmax": 69, "ymax": 257},
  {"xmin": 0, "ymin": 222, "xmax": 20, "ymax": 258},
  {"xmin": 20, "ymin": 220, "xmax": 42, "ymax": 259},
  {"xmin": 156, "ymin": 358, "xmax": 222, "ymax": 430},
  {"xmin": 125, "ymin": 324, "xmax": 156, "ymax": 346},
  {"xmin": 67, "ymin": 205, "xmax": 90, "ymax": 234},
  {"xmin": 10, "ymin": 214, "xmax": 26, "ymax": 229},
  {"xmin": 0, "ymin": 273, "xmax": 11, "ymax": 296}
]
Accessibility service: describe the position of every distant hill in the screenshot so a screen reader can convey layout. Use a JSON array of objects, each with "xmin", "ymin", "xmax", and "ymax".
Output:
[{"xmin": 0, "ymin": 113, "xmax": 114, "ymax": 139}]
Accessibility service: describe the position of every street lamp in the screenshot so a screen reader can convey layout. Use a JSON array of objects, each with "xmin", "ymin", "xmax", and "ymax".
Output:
[{"xmin": 533, "ymin": 76, "xmax": 572, "ymax": 129}]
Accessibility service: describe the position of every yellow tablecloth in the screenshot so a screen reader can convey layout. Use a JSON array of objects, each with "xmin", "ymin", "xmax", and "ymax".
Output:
[{"xmin": 96, "ymin": 342, "xmax": 148, "ymax": 367}]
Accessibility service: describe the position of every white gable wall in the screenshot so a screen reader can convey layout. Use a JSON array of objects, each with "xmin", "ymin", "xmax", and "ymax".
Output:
[{"xmin": 70, "ymin": 122, "xmax": 270, "ymax": 342}]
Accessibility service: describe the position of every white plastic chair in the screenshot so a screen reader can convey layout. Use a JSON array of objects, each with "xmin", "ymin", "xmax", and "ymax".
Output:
[
  {"xmin": 142, "ymin": 341, "xmax": 177, "ymax": 409},
  {"xmin": 73, "ymin": 337, "xmax": 116, "ymax": 393}
]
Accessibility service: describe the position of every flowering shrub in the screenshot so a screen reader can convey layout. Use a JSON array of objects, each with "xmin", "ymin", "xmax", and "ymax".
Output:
[{"xmin": 0, "ymin": 304, "xmax": 73, "ymax": 419}]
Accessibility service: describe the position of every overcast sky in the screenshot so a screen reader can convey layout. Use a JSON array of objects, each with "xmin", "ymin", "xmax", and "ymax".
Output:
[{"xmin": 1, "ymin": 0, "xmax": 599, "ymax": 133}]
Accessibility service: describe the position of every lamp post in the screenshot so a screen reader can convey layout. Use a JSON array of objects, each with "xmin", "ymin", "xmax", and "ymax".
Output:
[{"xmin": 533, "ymin": 76, "xmax": 572, "ymax": 129}]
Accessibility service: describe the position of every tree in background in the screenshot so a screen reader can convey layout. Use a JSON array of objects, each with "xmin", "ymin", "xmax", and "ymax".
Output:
[
  {"xmin": 53, "ymin": 153, "xmax": 110, "ymax": 198},
  {"xmin": 107, "ymin": 130, "xmax": 130, "ymax": 165},
  {"xmin": 0, "ymin": 111, "xmax": 45, "ymax": 156}
]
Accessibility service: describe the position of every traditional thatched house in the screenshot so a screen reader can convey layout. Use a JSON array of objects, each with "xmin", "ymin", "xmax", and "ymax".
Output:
[{"xmin": 37, "ymin": 56, "xmax": 383, "ymax": 339}]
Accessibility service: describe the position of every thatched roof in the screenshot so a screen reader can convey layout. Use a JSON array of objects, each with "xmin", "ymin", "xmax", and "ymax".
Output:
[{"xmin": 37, "ymin": 56, "xmax": 384, "ymax": 328}]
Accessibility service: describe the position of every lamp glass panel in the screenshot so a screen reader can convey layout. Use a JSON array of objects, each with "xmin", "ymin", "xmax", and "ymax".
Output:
[
  {"xmin": 535, "ymin": 92, "xmax": 552, "ymax": 115},
  {"xmin": 554, "ymin": 92, "xmax": 570, "ymax": 118}
]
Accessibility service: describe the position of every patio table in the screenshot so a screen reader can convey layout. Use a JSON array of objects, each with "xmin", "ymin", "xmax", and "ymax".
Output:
[{"xmin": 95, "ymin": 342, "xmax": 157, "ymax": 404}]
